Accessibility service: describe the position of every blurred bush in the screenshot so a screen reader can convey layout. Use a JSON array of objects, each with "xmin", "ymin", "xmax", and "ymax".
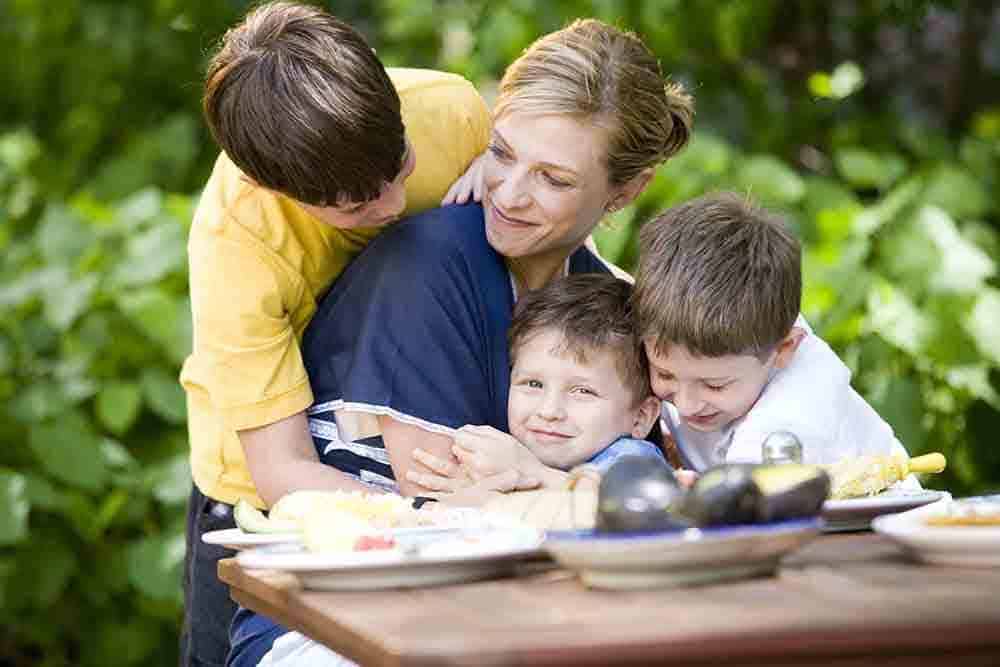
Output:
[{"xmin": 1, "ymin": 1, "xmax": 998, "ymax": 664}]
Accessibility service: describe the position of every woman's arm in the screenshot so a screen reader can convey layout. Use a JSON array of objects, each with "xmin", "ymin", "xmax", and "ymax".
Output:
[
  {"xmin": 240, "ymin": 411, "xmax": 376, "ymax": 506},
  {"xmin": 378, "ymin": 416, "xmax": 458, "ymax": 496}
]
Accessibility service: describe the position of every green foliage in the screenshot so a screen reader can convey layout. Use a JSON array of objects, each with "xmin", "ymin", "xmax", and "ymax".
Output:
[{"xmin": 3, "ymin": 1, "xmax": 1000, "ymax": 665}]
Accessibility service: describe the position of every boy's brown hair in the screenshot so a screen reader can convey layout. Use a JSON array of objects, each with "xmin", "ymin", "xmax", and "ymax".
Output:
[
  {"xmin": 203, "ymin": 1, "xmax": 406, "ymax": 206},
  {"xmin": 634, "ymin": 192, "xmax": 801, "ymax": 358},
  {"xmin": 509, "ymin": 275, "xmax": 652, "ymax": 405}
]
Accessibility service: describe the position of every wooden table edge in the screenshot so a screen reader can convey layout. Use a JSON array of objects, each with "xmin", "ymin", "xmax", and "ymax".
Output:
[{"xmin": 219, "ymin": 558, "xmax": 1000, "ymax": 666}]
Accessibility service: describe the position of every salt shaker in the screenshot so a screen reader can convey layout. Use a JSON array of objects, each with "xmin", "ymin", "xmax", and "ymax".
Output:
[{"xmin": 762, "ymin": 430, "xmax": 803, "ymax": 464}]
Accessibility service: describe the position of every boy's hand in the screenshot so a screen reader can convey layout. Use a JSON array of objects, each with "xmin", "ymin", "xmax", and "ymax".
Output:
[
  {"xmin": 441, "ymin": 153, "xmax": 485, "ymax": 205},
  {"xmin": 674, "ymin": 469, "xmax": 699, "ymax": 488},
  {"xmin": 452, "ymin": 425, "xmax": 543, "ymax": 482}
]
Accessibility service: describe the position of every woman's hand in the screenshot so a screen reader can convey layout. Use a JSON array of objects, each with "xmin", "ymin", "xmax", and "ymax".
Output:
[
  {"xmin": 405, "ymin": 446, "xmax": 474, "ymax": 493},
  {"xmin": 441, "ymin": 153, "xmax": 486, "ymax": 205}
]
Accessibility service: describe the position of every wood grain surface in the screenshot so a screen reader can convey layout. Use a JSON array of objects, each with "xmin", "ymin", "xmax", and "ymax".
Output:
[{"xmin": 219, "ymin": 533, "xmax": 1000, "ymax": 666}]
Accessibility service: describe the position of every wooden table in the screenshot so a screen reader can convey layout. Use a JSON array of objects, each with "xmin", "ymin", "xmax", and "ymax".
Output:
[{"xmin": 220, "ymin": 533, "xmax": 1000, "ymax": 666}]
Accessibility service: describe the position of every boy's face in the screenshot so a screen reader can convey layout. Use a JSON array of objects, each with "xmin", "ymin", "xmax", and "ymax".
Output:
[
  {"xmin": 299, "ymin": 138, "xmax": 416, "ymax": 229},
  {"xmin": 508, "ymin": 329, "xmax": 655, "ymax": 470},
  {"xmin": 644, "ymin": 341, "xmax": 778, "ymax": 433}
]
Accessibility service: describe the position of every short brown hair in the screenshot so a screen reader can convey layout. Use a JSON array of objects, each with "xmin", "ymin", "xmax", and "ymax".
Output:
[
  {"xmin": 203, "ymin": 2, "xmax": 406, "ymax": 205},
  {"xmin": 495, "ymin": 18, "xmax": 694, "ymax": 186},
  {"xmin": 509, "ymin": 275, "xmax": 652, "ymax": 405},
  {"xmin": 634, "ymin": 192, "xmax": 802, "ymax": 358}
]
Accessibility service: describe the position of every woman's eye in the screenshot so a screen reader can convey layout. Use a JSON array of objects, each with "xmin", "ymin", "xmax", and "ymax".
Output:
[
  {"xmin": 526, "ymin": 379, "xmax": 543, "ymax": 389},
  {"xmin": 542, "ymin": 171, "xmax": 572, "ymax": 188},
  {"xmin": 573, "ymin": 386, "xmax": 597, "ymax": 396},
  {"xmin": 488, "ymin": 142, "xmax": 512, "ymax": 162}
]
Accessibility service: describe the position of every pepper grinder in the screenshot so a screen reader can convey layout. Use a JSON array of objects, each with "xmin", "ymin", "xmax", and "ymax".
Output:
[{"xmin": 762, "ymin": 430, "xmax": 803, "ymax": 464}]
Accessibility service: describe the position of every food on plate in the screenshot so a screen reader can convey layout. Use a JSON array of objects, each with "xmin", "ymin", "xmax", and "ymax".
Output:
[
  {"xmin": 824, "ymin": 453, "xmax": 946, "ymax": 500},
  {"xmin": 233, "ymin": 499, "xmax": 298, "ymax": 534},
  {"xmin": 301, "ymin": 510, "xmax": 394, "ymax": 553},
  {"xmin": 681, "ymin": 463, "xmax": 830, "ymax": 526},
  {"xmin": 925, "ymin": 497, "xmax": 1000, "ymax": 527},
  {"xmin": 595, "ymin": 455, "xmax": 690, "ymax": 533},
  {"xmin": 233, "ymin": 490, "xmax": 421, "ymax": 537}
]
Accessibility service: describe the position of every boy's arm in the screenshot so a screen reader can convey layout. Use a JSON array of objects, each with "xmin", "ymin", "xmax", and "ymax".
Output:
[{"xmin": 239, "ymin": 411, "xmax": 376, "ymax": 506}]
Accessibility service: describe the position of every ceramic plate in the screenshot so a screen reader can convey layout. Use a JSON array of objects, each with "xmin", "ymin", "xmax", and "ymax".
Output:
[
  {"xmin": 544, "ymin": 518, "xmax": 822, "ymax": 590},
  {"xmin": 236, "ymin": 525, "xmax": 544, "ymax": 590},
  {"xmin": 822, "ymin": 489, "xmax": 948, "ymax": 532},
  {"xmin": 872, "ymin": 496, "xmax": 1000, "ymax": 567},
  {"xmin": 202, "ymin": 528, "xmax": 301, "ymax": 550},
  {"xmin": 203, "ymin": 506, "xmax": 501, "ymax": 551}
]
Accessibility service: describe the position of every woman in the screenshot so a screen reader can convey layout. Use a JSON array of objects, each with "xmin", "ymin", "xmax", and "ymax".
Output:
[
  {"xmin": 303, "ymin": 18, "xmax": 693, "ymax": 497},
  {"xmin": 228, "ymin": 18, "xmax": 693, "ymax": 667}
]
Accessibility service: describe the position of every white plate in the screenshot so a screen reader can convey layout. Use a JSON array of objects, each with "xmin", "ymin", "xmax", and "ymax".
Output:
[
  {"xmin": 872, "ymin": 497, "xmax": 1000, "ymax": 567},
  {"xmin": 236, "ymin": 525, "xmax": 544, "ymax": 590},
  {"xmin": 202, "ymin": 528, "xmax": 301, "ymax": 550},
  {"xmin": 544, "ymin": 518, "xmax": 822, "ymax": 590},
  {"xmin": 822, "ymin": 489, "xmax": 948, "ymax": 532},
  {"xmin": 202, "ymin": 506, "xmax": 502, "ymax": 550}
]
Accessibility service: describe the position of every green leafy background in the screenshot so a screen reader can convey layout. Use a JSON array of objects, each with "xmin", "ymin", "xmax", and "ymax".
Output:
[{"xmin": 2, "ymin": 1, "xmax": 999, "ymax": 664}]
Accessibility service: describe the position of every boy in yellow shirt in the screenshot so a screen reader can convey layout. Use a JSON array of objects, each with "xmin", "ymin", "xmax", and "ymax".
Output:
[{"xmin": 178, "ymin": 3, "xmax": 489, "ymax": 664}]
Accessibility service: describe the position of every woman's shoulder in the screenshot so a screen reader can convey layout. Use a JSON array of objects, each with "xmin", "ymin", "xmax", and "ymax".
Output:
[{"xmin": 369, "ymin": 203, "xmax": 492, "ymax": 262}]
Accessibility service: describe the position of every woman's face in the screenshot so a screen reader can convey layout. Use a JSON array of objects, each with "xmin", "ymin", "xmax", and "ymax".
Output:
[{"xmin": 482, "ymin": 112, "xmax": 619, "ymax": 261}]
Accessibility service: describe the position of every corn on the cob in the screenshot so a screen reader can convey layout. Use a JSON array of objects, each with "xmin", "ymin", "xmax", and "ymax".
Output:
[{"xmin": 824, "ymin": 452, "xmax": 946, "ymax": 500}]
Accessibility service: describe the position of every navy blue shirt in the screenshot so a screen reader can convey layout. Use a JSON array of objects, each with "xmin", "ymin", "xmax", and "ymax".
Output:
[{"xmin": 301, "ymin": 203, "xmax": 609, "ymax": 486}]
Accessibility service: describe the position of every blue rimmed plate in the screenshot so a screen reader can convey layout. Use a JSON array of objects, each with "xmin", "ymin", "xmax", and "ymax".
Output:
[{"xmin": 544, "ymin": 518, "xmax": 822, "ymax": 590}]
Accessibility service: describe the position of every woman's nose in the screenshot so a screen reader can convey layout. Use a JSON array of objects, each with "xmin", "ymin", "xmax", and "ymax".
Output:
[{"xmin": 489, "ymin": 166, "xmax": 531, "ymax": 209}]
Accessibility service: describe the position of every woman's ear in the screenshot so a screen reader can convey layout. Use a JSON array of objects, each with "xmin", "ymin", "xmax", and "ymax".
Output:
[
  {"xmin": 630, "ymin": 394, "xmax": 662, "ymax": 439},
  {"xmin": 611, "ymin": 167, "xmax": 655, "ymax": 211}
]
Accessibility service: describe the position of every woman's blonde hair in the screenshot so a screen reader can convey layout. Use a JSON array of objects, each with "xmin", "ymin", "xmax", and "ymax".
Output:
[{"xmin": 494, "ymin": 18, "xmax": 694, "ymax": 186}]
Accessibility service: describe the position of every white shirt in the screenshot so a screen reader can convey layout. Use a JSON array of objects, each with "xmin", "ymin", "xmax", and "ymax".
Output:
[{"xmin": 662, "ymin": 316, "xmax": 912, "ymax": 469}]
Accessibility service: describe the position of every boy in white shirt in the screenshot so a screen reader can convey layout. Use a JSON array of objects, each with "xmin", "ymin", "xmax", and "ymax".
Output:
[{"xmin": 633, "ymin": 192, "xmax": 912, "ymax": 470}]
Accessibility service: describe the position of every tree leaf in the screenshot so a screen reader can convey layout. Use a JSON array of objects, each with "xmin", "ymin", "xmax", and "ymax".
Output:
[
  {"xmin": 869, "ymin": 376, "xmax": 928, "ymax": 454},
  {"xmin": 12, "ymin": 535, "xmax": 76, "ymax": 607},
  {"xmin": 110, "ymin": 222, "xmax": 187, "ymax": 288},
  {"xmin": 834, "ymin": 148, "xmax": 904, "ymax": 190},
  {"xmin": 126, "ymin": 532, "xmax": 185, "ymax": 603},
  {"xmin": 116, "ymin": 289, "xmax": 192, "ymax": 364},
  {"xmin": 918, "ymin": 207, "xmax": 995, "ymax": 294},
  {"xmin": 922, "ymin": 164, "xmax": 991, "ymax": 220},
  {"xmin": 44, "ymin": 273, "xmax": 99, "ymax": 331},
  {"xmin": 141, "ymin": 368, "xmax": 186, "ymax": 424},
  {"xmin": 145, "ymin": 454, "xmax": 191, "ymax": 506},
  {"xmin": 734, "ymin": 155, "xmax": 805, "ymax": 206},
  {"xmin": 865, "ymin": 280, "xmax": 931, "ymax": 355},
  {"xmin": 0, "ymin": 471, "xmax": 29, "ymax": 546},
  {"xmin": 35, "ymin": 203, "xmax": 91, "ymax": 264},
  {"xmin": 965, "ymin": 288, "xmax": 1000, "ymax": 366},
  {"xmin": 27, "ymin": 413, "xmax": 109, "ymax": 492},
  {"xmin": 96, "ymin": 381, "xmax": 143, "ymax": 435}
]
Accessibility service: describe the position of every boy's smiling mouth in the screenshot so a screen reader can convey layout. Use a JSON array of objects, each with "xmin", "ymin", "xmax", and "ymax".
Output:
[{"xmin": 527, "ymin": 428, "xmax": 574, "ymax": 443}]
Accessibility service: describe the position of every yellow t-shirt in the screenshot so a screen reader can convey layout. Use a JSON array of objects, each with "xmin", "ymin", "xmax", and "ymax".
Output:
[{"xmin": 180, "ymin": 68, "xmax": 490, "ymax": 507}]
